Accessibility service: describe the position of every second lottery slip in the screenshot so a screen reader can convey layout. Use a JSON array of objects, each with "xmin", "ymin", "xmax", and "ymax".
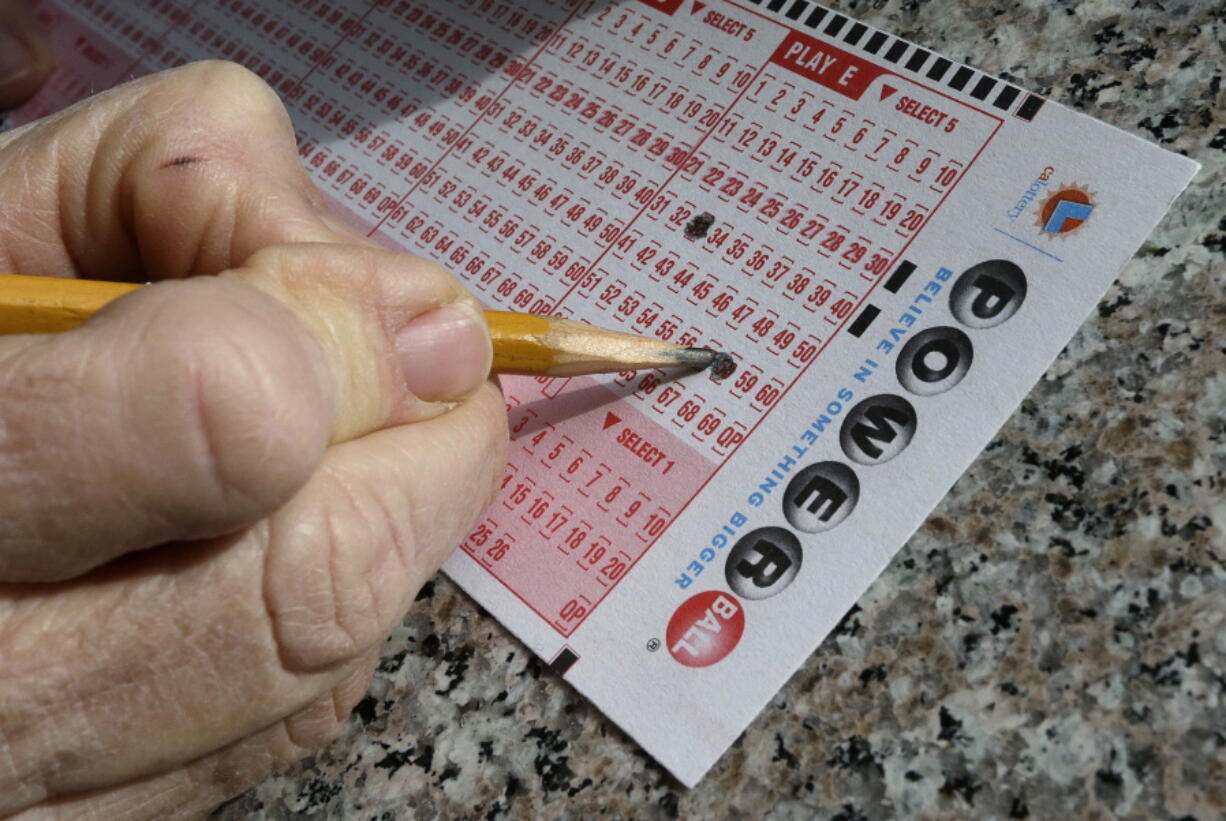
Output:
[{"xmin": 12, "ymin": 0, "xmax": 1199, "ymax": 785}]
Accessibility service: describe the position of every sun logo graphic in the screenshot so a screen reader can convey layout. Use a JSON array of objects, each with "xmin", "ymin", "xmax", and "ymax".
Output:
[{"xmin": 1035, "ymin": 183, "xmax": 1096, "ymax": 238}]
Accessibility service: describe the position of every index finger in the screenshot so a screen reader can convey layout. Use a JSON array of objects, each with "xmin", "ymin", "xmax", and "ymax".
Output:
[
  {"xmin": 0, "ymin": 60, "xmax": 357, "ymax": 282},
  {"xmin": 0, "ymin": 0, "xmax": 54, "ymax": 110}
]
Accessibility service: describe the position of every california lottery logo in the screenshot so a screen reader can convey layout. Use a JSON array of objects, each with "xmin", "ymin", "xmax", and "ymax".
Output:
[
  {"xmin": 667, "ymin": 260, "xmax": 1029, "ymax": 668},
  {"xmin": 1036, "ymin": 183, "xmax": 1096, "ymax": 237}
]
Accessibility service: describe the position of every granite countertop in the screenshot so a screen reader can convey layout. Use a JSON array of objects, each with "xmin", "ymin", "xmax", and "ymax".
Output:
[{"xmin": 219, "ymin": 1, "xmax": 1225, "ymax": 818}]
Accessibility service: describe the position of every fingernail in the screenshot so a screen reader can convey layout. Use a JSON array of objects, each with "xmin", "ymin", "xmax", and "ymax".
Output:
[
  {"xmin": 0, "ymin": 31, "xmax": 36, "ymax": 85},
  {"xmin": 394, "ymin": 307, "xmax": 490, "ymax": 401}
]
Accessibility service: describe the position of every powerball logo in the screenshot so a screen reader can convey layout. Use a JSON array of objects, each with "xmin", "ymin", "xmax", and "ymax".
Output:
[
  {"xmin": 664, "ymin": 261, "xmax": 1031, "ymax": 668},
  {"xmin": 1036, "ymin": 183, "xmax": 1096, "ymax": 238}
]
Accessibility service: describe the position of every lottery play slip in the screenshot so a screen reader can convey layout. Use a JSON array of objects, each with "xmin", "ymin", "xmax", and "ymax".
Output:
[{"xmin": 9, "ymin": 0, "xmax": 1199, "ymax": 785}]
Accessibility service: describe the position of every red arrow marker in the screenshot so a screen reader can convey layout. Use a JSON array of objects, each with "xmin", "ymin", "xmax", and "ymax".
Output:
[
  {"xmin": 692, "ymin": 1, "xmax": 706, "ymax": 13},
  {"xmin": 603, "ymin": 411, "xmax": 622, "ymax": 430},
  {"xmin": 880, "ymin": 84, "xmax": 898, "ymax": 101}
]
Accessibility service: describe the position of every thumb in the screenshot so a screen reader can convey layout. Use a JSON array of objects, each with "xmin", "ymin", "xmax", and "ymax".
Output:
[
  {"xmin": 0, "ymin": 244, "xmax": 491, "ymax": 583},
  {"xmin": 0, "ymin": 0, "xmax": 53, "ymax": 109}
]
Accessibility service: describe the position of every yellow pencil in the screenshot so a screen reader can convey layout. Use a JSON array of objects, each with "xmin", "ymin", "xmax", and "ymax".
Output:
[{"xmin": 0, "ymin": 273, "xmax": 735, "ymax": 377}]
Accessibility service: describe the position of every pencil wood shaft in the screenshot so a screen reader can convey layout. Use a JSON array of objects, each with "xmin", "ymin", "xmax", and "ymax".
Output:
[
  {"xmin": 485, "ymin": 310, "xmax": 713, "ymax": 375},
  {"xmin": 0, "ymin": 274, "xmax": 721, "ymax": 377},
  {"xmin": 0, "ymin": 275, "xmax": 141, "ymax": 333}
]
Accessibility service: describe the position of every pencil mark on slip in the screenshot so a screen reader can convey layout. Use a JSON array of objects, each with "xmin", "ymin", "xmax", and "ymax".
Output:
[
  {"xmin": 706, "ymin": 352, "xmax": 738, "ymax": 381},
  {"xmin": 684, "ymin": 212, "xmax": 716, "ymax": 240}
]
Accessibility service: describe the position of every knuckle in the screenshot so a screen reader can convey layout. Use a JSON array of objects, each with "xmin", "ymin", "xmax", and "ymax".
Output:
[
  {"xmin": 174, "ymin": 60, "xmax": 283, "ymax": 118},
  {"xmin": 143, "ymin": 280, "xmax": 331, "ymax": 526},
  {"xmin": 266, "ymin": 468, "xmax": 409, "ymax": 672},
  {"xmin": 130, "ymin": 61, "xmax": 295, "ymax": 172},
  {"xmin": 403, "ymin": 383, "xmax": 510, "ymax": 559},
  {"xmin": 411, "ymin": 255, "xmax": 470, "ymax": 301},
  {"xmin": 281, "ymin": 695, "xmax": 346, "ymax": 754}
]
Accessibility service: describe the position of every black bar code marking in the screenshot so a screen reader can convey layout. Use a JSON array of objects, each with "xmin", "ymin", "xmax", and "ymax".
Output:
[
  {"xmin": 786, "ymin": 0, "xmax": 809, "ymax": 20},
  {"xmin": 823, "ymin": 14, "xmax": 847, "ymax": 36},
  {"xmin": 883, "ymin": 260, "xmax": 917, "ymax": 294},
  {"xmin": 925, "ymin": 57, "xmax": 952, "ymax": 81},
  {"xmin": 804, "ymin": 6, "xmax": 827, "ymax": 28},
  {"xmin": 905, "ymin": 48, "xmax": 930, "ymax": 72},
  {"xmin": 949, "ymin": 66, "xmax": 974, "ymax": 91},
  {"xmin": 550, "ymin": 647, "xmax": 579, "ymax": 675},
  {"xmin": 970, "ymin": 75, "xmax": 997, "ymax": 100},
  {"xmin": 994, "ymin": 86, "xmax": 1021, "ymax": 110},
  {"xmin": 883, "ymin": 40, "xmax": 907, "ymax": 63},
  {"xmin": 1016, "ymin": 94, "xmax": 1045, "ymax": 121},
  {"xmin": 848, "ymin": 304, "xmax": 881, "ymax": 338}
]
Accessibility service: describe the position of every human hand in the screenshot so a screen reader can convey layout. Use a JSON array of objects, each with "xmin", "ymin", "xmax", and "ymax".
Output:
[
  {"xmin": 0, "ymin": 61, "xmax": 507, "ymax": 818},
  {"xmin": 0, "ymin": 0, "xmax": 53, "ymax": 108}
]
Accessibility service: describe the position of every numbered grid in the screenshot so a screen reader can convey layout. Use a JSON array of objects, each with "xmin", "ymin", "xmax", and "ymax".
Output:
[{"xmin": 32, "ymin": 0, "xmax": 1001, "ymax": 636}]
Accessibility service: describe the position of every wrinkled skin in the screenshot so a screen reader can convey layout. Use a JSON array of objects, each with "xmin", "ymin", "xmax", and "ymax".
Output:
[{"xmin": 0, "ymin": 51, "xmax": 508, "ymax": 821}]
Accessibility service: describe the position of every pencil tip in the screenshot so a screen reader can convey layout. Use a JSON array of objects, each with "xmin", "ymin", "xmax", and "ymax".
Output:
[{"xmin": 685, "ymin": 347, "xmax": 738, "ymax": 379}]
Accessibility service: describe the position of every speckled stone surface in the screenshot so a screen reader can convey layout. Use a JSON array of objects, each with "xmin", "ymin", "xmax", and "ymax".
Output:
[{"xmin": 218, "ymin": 2, "xmax": 1225, "ymax": 818}]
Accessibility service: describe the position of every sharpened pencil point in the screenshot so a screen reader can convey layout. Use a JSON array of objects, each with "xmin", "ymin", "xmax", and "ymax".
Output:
[{"xmin": 684, "ymin": 348, "xmax": 737, "ymax": 379}]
